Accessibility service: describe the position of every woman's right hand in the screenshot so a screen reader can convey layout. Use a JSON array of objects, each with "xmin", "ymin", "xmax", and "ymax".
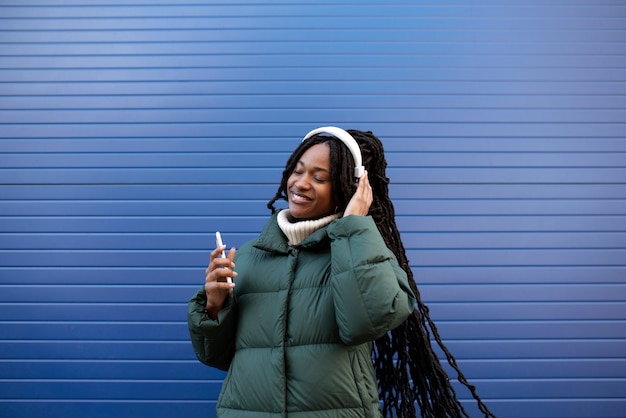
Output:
[
  {"xmin": 344, "ymin": 171, "xmax": 373, "ymax": 217},
  {"xmin": 204, "ymin": 245, "xmax": 237, "ymax": 319}
]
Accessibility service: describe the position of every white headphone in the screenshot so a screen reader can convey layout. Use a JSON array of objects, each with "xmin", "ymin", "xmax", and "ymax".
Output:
[{"xmin": 302, "ymin": 126, "xmax": 365, "ymax": 178}]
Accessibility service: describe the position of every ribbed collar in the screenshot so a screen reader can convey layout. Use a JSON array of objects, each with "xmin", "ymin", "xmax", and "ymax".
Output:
[{"xmin": 277, "ymin": 209, "xmax": 339, "ymax": 246}]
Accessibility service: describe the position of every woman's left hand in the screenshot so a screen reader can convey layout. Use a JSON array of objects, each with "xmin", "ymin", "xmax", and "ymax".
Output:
[{"xmin": 344, "ymin": 171, "xmax": 373, "ymax": 216}]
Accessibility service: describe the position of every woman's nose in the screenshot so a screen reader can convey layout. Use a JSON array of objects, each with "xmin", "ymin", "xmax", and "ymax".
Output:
[{"xmin": 294, "ymin": 175, "xmax": 311, "ymax": 189}]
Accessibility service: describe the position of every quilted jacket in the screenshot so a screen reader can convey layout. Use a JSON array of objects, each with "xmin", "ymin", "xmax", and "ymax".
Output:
[{"xmin": 188, "ymin": 213, "xmax": 416, "ymax": 417}]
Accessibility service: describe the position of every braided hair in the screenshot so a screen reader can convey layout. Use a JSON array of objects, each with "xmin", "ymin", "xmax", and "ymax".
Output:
[{"xmin": 268, "ymin": 130, "xmax": 496, "ymax": 418}]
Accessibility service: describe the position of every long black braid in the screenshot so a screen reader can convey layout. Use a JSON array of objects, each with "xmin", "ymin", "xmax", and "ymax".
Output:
[{"xmin": 268, "ymin": 130, "xmax": 497, "ymax": 418}]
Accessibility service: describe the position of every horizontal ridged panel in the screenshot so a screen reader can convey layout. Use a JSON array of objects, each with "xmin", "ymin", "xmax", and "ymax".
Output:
[
  {"xmin": 1, "ymin": 1, "xmax": 625, "ymax": 417},
  {"xmin": 2, "ymin": 232, "xmax": 625, "ymax": 250}
]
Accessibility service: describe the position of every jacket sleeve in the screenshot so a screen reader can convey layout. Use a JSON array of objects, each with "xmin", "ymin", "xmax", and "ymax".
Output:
[
  {"xmin": 187, "ymin": 287, "xmax": 237, "ymax": 371},
  {"xmin": 327, "ymin": 215, "xmax": 417, "ymax": 345}
]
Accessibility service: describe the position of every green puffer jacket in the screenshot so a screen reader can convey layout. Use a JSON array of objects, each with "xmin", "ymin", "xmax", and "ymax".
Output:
[{"xmin": 188, "ymin": 213, "xmax": 416, "ymax": 417}]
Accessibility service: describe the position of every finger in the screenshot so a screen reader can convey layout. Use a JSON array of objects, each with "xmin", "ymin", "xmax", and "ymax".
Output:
[
  {"xmin": 360, "ymin": 172, "xmax": 373, "ymax": 198},
  {"xmin": 227, "ymin": 247, "xmax": 237, "ymax": 262},
  {"xmin": 208, "ymin": 253, "xmax": 234, "ymax": 273},
  {"xmin": 205, "ymin": 279, "xmax": 235, "ymax": 289},
  {"xmin": 215, "ymin": 269, "xmax": 237, "ymax": 283},
  {"xmin": 357, "ymin": 172, "xmax": 373, "ymax": 209},
  {"xmin": 209, "ymin": 245, "xmax": 226, "ymax": 262},
  {"xmin": 204, "ymin": 272, "xmax": 237, "ymax": 290},
  {"xmin": 204, "ymin": 258, "xmax": 237, "ymax": 282},
  {"xmin": 214, "ymin": 256, "xmax": 234, "ymax": 269},
  {"xmin": 358, "ymin": 171, "xmax": 371, "ymax": 191},
  {"xmin": 357, "ymin": 181, "xmax": 371, "ymax": 205},
  {"xmin": 365, "ymin": 181, "xmax": 374, "ymax": 200}
]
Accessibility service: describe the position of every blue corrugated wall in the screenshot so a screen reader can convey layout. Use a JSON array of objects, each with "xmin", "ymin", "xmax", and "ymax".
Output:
[{"xmin": 1, "ymin": 1, "xmax": 625, "ymax": 417}]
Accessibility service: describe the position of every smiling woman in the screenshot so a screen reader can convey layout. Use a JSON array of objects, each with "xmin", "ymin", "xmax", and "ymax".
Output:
[{"xmin": 188, "ymin": 128, "xmax": 495, "ymax": 418}]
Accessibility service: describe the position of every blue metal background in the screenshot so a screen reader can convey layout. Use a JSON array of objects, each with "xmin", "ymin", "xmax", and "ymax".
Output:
[{"xmin": 1, "ymin": 1, "xmax": 625, "ymax": 417}]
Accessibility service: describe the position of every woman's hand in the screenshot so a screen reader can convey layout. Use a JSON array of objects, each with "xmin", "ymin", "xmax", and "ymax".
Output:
[
  {"xmin": 344, "ymin": 171, "xmax": 373, "ymax": 217},
  {"xmin": 204, "ymin": 245, "xmax": 237, "ymax": 319}
]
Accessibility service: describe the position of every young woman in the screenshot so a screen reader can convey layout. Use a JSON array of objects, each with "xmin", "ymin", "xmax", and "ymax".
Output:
[{"xmin": 188, "ymin": 128, "xmax": 495, "ymax": 417}]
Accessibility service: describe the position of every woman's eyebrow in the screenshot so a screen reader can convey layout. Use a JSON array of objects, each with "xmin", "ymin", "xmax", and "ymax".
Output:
[{"xmin": 296, "ymin": 160, "xmax": 330, "ymax": 174}]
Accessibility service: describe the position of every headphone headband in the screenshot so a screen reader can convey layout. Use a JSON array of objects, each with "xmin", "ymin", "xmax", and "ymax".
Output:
[{"xmin": 302, "ymin": 126, "xmax": 365, "ymax": 178}]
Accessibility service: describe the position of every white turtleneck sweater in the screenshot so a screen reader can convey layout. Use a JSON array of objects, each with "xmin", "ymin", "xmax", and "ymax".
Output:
[{"xmin": 276, "ymin": 209, "xmax": 339, "ymax": 246}]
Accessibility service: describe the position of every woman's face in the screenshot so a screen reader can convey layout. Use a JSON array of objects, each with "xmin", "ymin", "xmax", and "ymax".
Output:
[{"xmin": 287, "ymin": 143, "xmax": 336, "ymax": 220}]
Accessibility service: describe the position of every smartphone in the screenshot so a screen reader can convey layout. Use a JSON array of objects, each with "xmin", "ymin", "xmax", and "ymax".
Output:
[
  {"xmin": 215, "ymin": 231, "xmax": 232, "ymax": 283},
  {"xmin": 215, "ymin": 231, "xmax": 226, "ymax": 259}
]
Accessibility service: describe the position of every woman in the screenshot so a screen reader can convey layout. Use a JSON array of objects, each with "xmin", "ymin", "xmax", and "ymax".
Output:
[{"xmin": 188, "ymin": 128, "xmax": 496, "ymax": 417}]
